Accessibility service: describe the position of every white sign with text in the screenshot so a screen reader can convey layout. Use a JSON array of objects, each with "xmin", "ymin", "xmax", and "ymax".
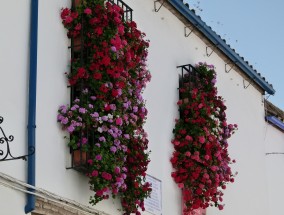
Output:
[{"xmin": 144, "ymin": 175, "xmax": 162, "ymax": 215}]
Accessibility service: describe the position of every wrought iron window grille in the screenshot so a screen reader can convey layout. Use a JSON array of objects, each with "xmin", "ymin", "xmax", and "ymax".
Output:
[
  {"xmin": 71, "ymin": 0, "xmax": 133, "ymax": 22},
  {"xmin": 107, "ymin": 0, "xmax": 133, "ymax": 21},
  {"xmin": 67, "ymin": 0, "xmax": 133, "ymax": 172},
  {"xmin": 0, "ymin": 116, "xmax": 35, "ymax": 162},
  {"xmin": 177, "ymin": 64, "xmax": 199, "ymax": 89},
  {"xmin": 177, "ymin": 64, "xmax": 201, "ymax": 118}
]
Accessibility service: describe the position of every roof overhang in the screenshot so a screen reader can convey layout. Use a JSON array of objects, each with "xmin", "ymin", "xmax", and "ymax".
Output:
[{"xmin": 167, "ymin": 0, "xmax": 275, "ymax": 95}]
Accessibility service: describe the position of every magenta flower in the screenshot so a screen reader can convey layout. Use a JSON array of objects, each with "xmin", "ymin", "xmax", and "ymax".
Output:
[
  {"xmin": 101, "ymin": 172, "xmax": 112, "ymax": 181},
  {"xmin": 92, "ymin": 170, "xmax": 98, "ymax": 177},
  {"xmin": 84, "ymin": 8, "xmax": 92, "ymax": 15},
  {"xmin": 114, "ymin": 167, "xmax": 120, "ymax": 174},
  {"xmin": 87, "ymin": 159, "xmax": 93, "ymax": 165},
  {"xmin": 115, "ymin": 118, "xmax": 123, "ymax": 126},
  {"xmin": 95, "ymin": 154, "xmax": 102, "ymax": 161}
]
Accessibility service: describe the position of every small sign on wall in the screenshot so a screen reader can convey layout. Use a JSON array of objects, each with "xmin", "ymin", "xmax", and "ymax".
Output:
[{"xmin": 144, "ymin": 175, "xmax": 162, "ymax": 215}]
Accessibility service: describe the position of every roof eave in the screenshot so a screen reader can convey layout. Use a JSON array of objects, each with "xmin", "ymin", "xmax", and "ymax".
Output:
[{"xmin": 168, "ymin": 0, "xmax": 275, "ymax": 95}]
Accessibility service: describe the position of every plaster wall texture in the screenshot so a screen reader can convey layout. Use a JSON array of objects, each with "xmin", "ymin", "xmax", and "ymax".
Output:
[{"xmin": 0, "ymin": 0, "xmax": 273, "ymax": 215}]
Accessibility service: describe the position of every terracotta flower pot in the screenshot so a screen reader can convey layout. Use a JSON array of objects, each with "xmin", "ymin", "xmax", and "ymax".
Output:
[
  {"xmin": 75, "ymin": 0, "xmax": 81, "ymax": 7},
  {"xmin": 73, "ymin": 37, "xmax": 81, "ymax": 52},
  {"xmin": 73, "ymin": 149, "xmax": 87, "ymax": 167}
]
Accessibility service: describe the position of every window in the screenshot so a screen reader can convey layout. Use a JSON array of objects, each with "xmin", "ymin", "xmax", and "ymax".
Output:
[{"xmin": 68, "ymin": 0, "xmax": 134, "ymax": 172}]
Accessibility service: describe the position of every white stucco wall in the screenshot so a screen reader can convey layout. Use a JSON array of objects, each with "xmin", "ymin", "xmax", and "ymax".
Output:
[
  {"xmin": 0, "ymin": 0, "xmax": 30, "ymax": 213},
  {"xmin": 265, "ymin": 124, "xmax": 284, "ymax": 215},
  {"xmin": 0, "ymin": 0, "xmax": 273, "ymax": 215}
]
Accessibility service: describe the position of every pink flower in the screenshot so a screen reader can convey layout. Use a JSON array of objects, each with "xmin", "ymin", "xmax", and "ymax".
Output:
[
  {"xmin": 185, "ymin": 135, "xmax": 193, "ymax": 141},
  {"xmin": 178, "ymin": 183, "xmax": 184, "ymax": 188},
  {"xmin": 102, "ymin": 172, "xmax": 112, "ymax": 181},
  {"xmin": 91, "ymin": 170, "xmax": 98, "ymax": 177},
  {"xmin": 64, "ymin": 16, "xmax": 73, "ymax": 24},
  {"xmin": 74, "ymin": 23, "xmax": 81, "ymax": 31},
  {"xmin": 203, "ymin": 173, "xmax": 209, "ymax": 179},
  {"xmin": 173, "ymin": 140, "xmax": 180, "ymax": 146},
  {"xmin": 218, "ymin": 205, "xmax": 224, "ymax": 210},
  {"xmin": 84, "ymin": 8, "xmax": 92, "ymax": 15},
  {"xmin": 198, "ymin": 136, "xmax": 205, "ymax": 144},
  {"xmin": 116, "ymin": 118, "xmax": 123, "ymax": 126},
  {"xmin": 114, "ymin": 167, "xmax": 120, "ymax": 174},
  {"xmin": 185, "ymin": 151, "xmax": 191, "ymax": 157},
  {"xmin": 95, "ymin": 154, "xmax": 102, "ymax": 161},
  {"xmin": 96, "ymin": 190, "xmax": 104, "ymax": 197},
  {"xmin": 204, "ymin": 155, "xmax": 210, "ymax": 160}
]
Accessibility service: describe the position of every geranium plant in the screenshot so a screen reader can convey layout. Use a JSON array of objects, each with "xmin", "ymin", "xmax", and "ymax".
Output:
[
  {"xmin": 57, "ymin": 0, "xmax": 151, "ymax": 214},
  {"xmin": 170, "ymin": 63, "xmax": 237, "ymax": 213}
]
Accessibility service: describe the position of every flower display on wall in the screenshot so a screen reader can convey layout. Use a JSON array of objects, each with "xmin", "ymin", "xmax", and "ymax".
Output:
[
  {"xmin": 57, "ymin": 0, "xmax": 151, "ymax": 214},
  {"xmin": 171, "ymin": 63, "xmax": 237, "ymax": 213}
]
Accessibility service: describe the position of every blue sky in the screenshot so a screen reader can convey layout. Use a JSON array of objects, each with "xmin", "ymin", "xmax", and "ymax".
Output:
[{"xmin": 185, "ymin": 0, "xmax": 284, "ymax": 110}]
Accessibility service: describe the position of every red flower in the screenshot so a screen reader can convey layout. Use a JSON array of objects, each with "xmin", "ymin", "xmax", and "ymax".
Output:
[
  {"xmin": 95, "ymin": 27, "xmax": 103, "ymax": 35},
  {"xmin": 77, "ymin": 67, "xmax": 86, "ymax": 78},
  {"xmin": 93, "ymin": 72, "xmax": 102, "ymax": 80},
  {"xmin": 99, "ymin": 84, "xmax": 108, "ymax": 93},
  {"xmin": 101, "ymin": 56, "xmax": 110, "ymax": 66},
  {"xmin": 61, "ymin": 8, "xmax": 70, "ymax": 19},
  {"xmin": 116, "ymin": 81, "xmax": 125, "ymax": 89},
  {"xmin": 112, "ymin": 89, "xmax": 119, "ymax": 97},
  {"xmin": 71, "ymin": 11, "xmax": 78, "ymax": 19}
]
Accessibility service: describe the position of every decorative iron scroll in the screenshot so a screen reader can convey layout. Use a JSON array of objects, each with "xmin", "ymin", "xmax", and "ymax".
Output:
[{"xmin": 0, "ymin": 116, "xmax": 35, "ymax": 162}]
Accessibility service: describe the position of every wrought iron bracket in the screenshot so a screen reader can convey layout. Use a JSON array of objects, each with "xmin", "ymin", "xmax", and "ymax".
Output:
[
  {"xmin": 184, "ymin": 26, "xmax": 194, "ymax": 37},
  {"xmin": 154, "ymin": 0, "xmax": 165, "ymax": 12},
  {"xmin": 206, "ymin": 45, "xmax": 217, "ymax": 57},
  {"xmin": 0, "ymin": 116, "xmax": 35, "ymax": 162},
  {"xmin": 225, "ymin": 61, "xmax": 237, "ymax": 73},
  {"xmin": 243, "ymin": 78, "xmax": 253, "ymax": 89}
]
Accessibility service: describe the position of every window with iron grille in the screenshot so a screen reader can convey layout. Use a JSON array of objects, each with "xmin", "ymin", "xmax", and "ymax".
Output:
[
  {"xmin": 177, "ymin": 64, "xmax": 202, "ymax": 118},
  {"xmin": 68, "ymin": 0, "xmax": 133, "ymax": 172}
]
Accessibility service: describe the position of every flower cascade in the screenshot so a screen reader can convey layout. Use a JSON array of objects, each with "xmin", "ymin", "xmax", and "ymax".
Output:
[
  {"xmin": 57, "ymin": 1, "xmax": 151, "ymax": 214},
  {"xmin": 170, "ymin": 63, "xmax": 237, "ymax": 213}
]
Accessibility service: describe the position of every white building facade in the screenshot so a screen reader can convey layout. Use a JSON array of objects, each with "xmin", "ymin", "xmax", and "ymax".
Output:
[{"xmin": 0, "ymin": 0, "xmax": 282, "ymax": 215}]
